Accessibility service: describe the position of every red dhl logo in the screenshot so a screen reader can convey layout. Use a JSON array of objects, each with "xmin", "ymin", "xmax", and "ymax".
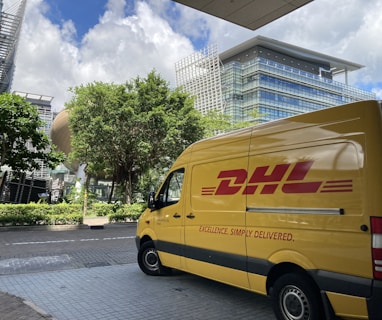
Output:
[{"xmin": 201, "ymin": 160, "xmax": 353, "ymax": 196}]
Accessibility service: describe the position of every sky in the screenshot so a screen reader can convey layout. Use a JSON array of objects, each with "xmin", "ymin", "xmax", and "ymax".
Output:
[{"xmin": 5, "ymin": 0, "xmax": 382, "ymax": 111}]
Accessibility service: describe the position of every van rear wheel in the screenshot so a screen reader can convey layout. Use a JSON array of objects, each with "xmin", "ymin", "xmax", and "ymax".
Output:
[
  {"xmin": 271, "ymin": 273, "xmax": 324, "ymax": 320},
  {"xmin": 137, "ymin": 240, "xmax": 171, "ymax": 276}
]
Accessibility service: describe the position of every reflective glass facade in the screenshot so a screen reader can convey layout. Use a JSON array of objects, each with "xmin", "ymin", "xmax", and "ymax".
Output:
[
  {"xmin": 0, "ymin": 0, "xmax": 26, "ymax": 93},
  {"xmin": 175, "ymin": 44, "xmax": 223, "ymax": 115},
  {"xmin": 176, "ymin": 36, "xmax": 376, "ymax": 124},
  {"xmin": 221, "ymin": 54, "xmax": 376, "ymax": 123}
]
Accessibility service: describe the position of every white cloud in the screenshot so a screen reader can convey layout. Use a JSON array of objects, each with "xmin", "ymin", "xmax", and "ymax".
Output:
[
  {"xmin": 10, "ymin": 0, "xmax": 80, "ymax": 110},
  {"xmin": 11, "ymin": 0, "xmax": 194, "ymax": 111},
  {"xmin": 9, "ymin": 0, "xmax": 382, "ymax": 112}
]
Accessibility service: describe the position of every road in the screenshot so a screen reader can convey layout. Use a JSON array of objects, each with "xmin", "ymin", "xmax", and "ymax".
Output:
[
  {"xmin": 0, "ymin": 224, "xmax": 276, "ymax": 320},
  {"xmin": 0, "ymin": 225, "xmax": 137, "ymax": 274}
]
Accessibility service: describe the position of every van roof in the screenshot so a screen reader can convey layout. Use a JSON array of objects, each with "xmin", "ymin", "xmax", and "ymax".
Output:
[{"xmin": 173, "ymin": 100, "xmax": 381, "ymax": 168}]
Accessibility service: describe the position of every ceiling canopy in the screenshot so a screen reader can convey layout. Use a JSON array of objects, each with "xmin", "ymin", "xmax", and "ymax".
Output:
[{"xmin": 173, "ymin": 0, "xmax": 313, "ymax": 30}]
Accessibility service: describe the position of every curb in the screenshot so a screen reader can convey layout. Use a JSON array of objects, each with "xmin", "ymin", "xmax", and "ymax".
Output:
[
  {"xmin": 23, "ymin": 299, "xmax": 58, "ymax": 320},
  {"xmin": 0, "ymin": 291, "xmax": 56, "ymax": 320}
]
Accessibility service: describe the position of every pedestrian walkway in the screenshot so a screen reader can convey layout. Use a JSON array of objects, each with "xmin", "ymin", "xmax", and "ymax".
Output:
[{"xmin": 0, "ymin": 264, "xmax": 275, "ymax": 320}]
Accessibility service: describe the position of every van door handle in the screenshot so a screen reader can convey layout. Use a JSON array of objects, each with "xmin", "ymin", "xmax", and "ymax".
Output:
[
  {"xmin": 173, "ymin": 213, "xmax": 181, "ymax": 218},
  {"xmin": 186, "ymin": 213, "xmax": 195, "ymax": 219}
]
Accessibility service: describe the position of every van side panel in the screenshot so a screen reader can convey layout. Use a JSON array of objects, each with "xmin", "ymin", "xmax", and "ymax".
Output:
[
  {"xmin": 326, "ymin": 292, "xmax": 368, "ymax": 319},
  {"xmin": 363, "ymin": 101, "xmax": 382, "ymax": 219},
  {"xmin": 246, "ymin": 142, "xmax": 369, "ymax": 273},
  {"xmin": 183, "ymin": 134, "xmax": 251, "ymax": 289},
  {"xmin": 244, "ymin": 111, "xmax": 374, "ymax": 319}
]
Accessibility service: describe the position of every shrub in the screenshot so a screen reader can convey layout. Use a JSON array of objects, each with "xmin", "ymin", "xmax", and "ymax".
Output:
[
  {"xmin": 109, "ymin": 203, "xmax": 146, "ymax": 223},
  {"xmin": 0, "ymin": 202, "xmax": 144, "ymax": 226},
  {"xmin": 0, "ymin": 204, "xmax": 82, "ymax": 226},
  {"xmin": 127, "ymin": 202, "xmax": 146, "ymax": 220},
  {"xmin": 89, "ymin": 203, "xmax": 114, "ymax": 217}
]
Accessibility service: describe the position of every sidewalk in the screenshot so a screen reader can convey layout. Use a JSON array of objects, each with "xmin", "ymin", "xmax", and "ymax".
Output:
[
  {"xmin": 0, "ymin": 222, "xmax": 131, "ymax": 320},
  {"xmin": 0, "ymin": 291, "xmax": 54, "ymax": 320}
]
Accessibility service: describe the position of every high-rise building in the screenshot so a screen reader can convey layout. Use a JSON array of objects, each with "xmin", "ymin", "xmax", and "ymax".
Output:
[
  {"xmin": 0, "ymin": 0, "xmax": 26, "ymax": 93},
  {"xmin": 175, "ymin": 35, "xmax": 376, "ymax": 123},
  {"xmin": 14, "ymin": 91, "xmax": 54, "ymax": 179},
  {"xmin": 175, "ymin": 44, "xmax": 223, "ymax": 115}
]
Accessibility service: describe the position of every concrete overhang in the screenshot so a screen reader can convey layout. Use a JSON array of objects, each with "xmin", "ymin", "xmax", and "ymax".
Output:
[
  {"xmin": 220, "ymin": 35, "xmax": 364, "ymax": 73},
  {"xmin": 172, "ymin": 0, "xmax": 314, "ymax": 30}
]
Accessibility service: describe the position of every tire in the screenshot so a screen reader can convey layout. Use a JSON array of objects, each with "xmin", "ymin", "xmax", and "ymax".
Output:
[
  {"xmin": 137, "ymin": 241, "xmax": 171, "ymax": 276},
  {"xmin": 271, "ymin": 273, "xmax": 324, "ymax": 320}
]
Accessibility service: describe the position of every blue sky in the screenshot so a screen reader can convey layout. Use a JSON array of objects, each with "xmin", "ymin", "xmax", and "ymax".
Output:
[
  {"xmin": 45, "ymin": 0, "xmax": 107, "ymax": 42},
  {"xmin": 43, "ymin": 0, "xmax": 209, "ymax": 49},
  {"xmin": 6, "ymin": 0, "xmax": 382, "ymax": 110}
]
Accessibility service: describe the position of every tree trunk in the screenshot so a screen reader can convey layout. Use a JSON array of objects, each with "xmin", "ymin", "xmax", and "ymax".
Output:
[
  {"xmin": 124, "ymin": 171, "xmax": 133, "ymax": 204},
  {"xmin": 108, "ymin": 177, "xmax": 115, "ymax": 203},
  {"xmin": 83, "ymin": 174, "xmax": 90, "ymax": 218}
]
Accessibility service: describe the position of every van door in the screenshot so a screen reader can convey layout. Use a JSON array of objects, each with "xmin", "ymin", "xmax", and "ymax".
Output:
[
  {"xmin": 184, "ymin": 156, "xmax": 250, "ymax": 290},
  {"xmin": 245, "ymin": 142, "xmax": 365, "ymax": 294},
  {"xmin": 153, "ymin": 167, "xmax": 185, "ymax": 270}
]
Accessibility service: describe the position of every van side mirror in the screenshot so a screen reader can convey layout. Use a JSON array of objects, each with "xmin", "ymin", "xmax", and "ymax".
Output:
[{"xmin": 147, "ymin": 191, "xmax": 157, "ymax": 210}]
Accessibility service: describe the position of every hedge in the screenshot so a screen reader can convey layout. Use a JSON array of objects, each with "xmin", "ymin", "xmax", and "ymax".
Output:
[
  {"xmin": 109, "ymin": 203, "xmax": 146, "ymax": 223},
  {"xmin": 0, "ymin": 203, "xmax": 146, "ymax": 226}
]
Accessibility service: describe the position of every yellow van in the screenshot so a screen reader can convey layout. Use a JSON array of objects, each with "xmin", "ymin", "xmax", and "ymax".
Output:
[{"xmin": 136, "ymin": 100, "xmax": 382, "ymax": 320}]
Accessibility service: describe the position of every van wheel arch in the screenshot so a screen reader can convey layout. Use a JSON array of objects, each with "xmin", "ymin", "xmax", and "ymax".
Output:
[
  {"xmin": 137, "ymin": 240, "xmax": 172, "ymax": 276},
  {"xmin": 267, "ymin": 263, "xmax": 307, "ymax": 295},
  {"xmin": 139, "ymin": 235, "xmax": 153, "ymax": 248},
  {"xmin": 267, "ymin": 263, "xmax": 325, "ymax": 320}
]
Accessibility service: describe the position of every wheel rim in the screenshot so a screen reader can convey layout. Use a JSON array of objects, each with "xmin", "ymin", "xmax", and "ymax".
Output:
[
  {"xmin": 143, "ymin": 248, "xmax": 159, "ymax": 272},
  {"xmin": 279, "ymin": 285, "xmax": 310, "ymax": 320}
]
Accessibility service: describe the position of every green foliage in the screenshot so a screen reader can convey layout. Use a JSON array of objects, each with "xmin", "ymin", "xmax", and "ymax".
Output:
[
  {"xmin": 0, "ymin": 203, "xmax": 82, "ymax": 226},
  {"xmin": 135, "ymin": 166, "xmax": 166, "ymax": 199},
  {"xmin": 0, "ymin": 92, "xmax": 65, "ymax": 173},
  {"xmin": 88, "ymin": 203, "xmax": 114, "ymax": 216},
  {"xmin": 66, "ymin": 71, "xmax": 204, "ymax": 203},
  {"xmin": 109, "ymin": 202, "xmax": 146, "ymax": 222},
  {"xmin": 201, "ymin": 109, "xmax": 234, "ymax": 137},
  {"xmin": 201, "ymin": 107, "xmax": 264, "ymax": 138},
  {"xmin": 0, "ymin": 202, "xmax": 145, "ymax": 226}
]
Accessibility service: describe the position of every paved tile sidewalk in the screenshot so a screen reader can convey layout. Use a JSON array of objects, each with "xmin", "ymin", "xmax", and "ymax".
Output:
[{"xmin": 0, "ymin": 264, "xmax": 275, "ymax": 320}]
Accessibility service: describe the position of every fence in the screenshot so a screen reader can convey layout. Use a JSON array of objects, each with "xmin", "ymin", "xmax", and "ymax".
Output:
[{"xmin": 0, "ymin": 171, "xmax": 48, "ymax": 204}]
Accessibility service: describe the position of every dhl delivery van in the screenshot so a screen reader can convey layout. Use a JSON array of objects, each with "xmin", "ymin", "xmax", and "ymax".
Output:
[{"xmin": 135, "ymin": 100, "xmax": 382, "ymax": 320}]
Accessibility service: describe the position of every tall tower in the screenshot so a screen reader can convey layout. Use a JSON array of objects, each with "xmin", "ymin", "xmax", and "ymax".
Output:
[
  {"xmin": 14, "ymin": 91, "xmax": 54, "ymax": 179},
  {"xmin": 175, "ymin": 44, "xmax": 223, "ymax": 115},
  {"xmin": 0, "ymin": 0, "xmax": 26, "ymax": 93}
]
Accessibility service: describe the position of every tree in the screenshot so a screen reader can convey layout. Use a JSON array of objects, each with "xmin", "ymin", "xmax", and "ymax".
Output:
[
  {"xmin": 66, "ymin": 71, "xmax": 204, "ymax": 203},
  {"xmin": 201, "ymin": 109, "xmax": 236, "ymax": 137},
  {"xmin": 0, "ymin": 92, "xmax": 65, "ymax": 173},
  {"xmin": 201, "ymin": 107, "xmax": 263, "ymax": 137}
]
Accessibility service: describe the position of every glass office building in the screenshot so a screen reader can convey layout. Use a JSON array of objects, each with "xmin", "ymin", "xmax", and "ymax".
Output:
[
  {"xmin": 14, "ymin": 92, "xmax": 54, "ymax": 179},
  {"xmin": 176, "ymin": 35, "xmax": 376, "ymax": 123},
  {"xmin": 175, "ymin": 44, "xmax": 223, "ymax": 116},
  {"xmin": 0, "ymin": 0, "xmax": 26, "ymax": 93}
]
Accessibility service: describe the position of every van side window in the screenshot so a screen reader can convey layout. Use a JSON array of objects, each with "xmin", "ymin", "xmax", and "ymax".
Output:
[{"xmin": 157, "ymin": 168, "xmax": 184, "ymax": 208}]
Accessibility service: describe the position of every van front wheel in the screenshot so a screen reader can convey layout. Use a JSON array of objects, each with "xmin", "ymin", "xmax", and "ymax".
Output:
[
  {"xmin": 271, "ymin": 273, "xmax": 324, "ymax": 320},
  {"xmin": 137, "ymin": 241, "xmax": 171, "ymax": 276}
]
